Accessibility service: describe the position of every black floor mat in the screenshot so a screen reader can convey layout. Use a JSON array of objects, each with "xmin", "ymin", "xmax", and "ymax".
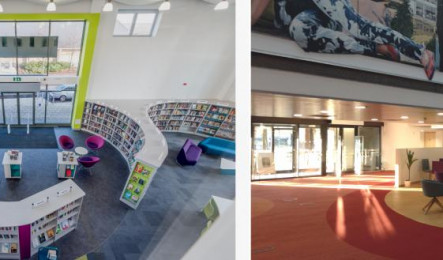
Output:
[{"xmin": 0, "ymin": 127, "xmax": 58, "ymax": 148}]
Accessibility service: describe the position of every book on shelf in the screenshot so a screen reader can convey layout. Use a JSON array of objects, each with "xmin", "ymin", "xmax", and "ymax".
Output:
[
  {"xmin": 1, "ymin": 243, "xmax": 9, "ymax": 253},
  {"xmin": 10, "ymin": 243, "xmax": 17, "ymax": 253}
]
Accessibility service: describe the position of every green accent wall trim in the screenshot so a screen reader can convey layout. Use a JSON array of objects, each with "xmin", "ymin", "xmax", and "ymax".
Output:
[{"xmin": 0, "ymin": 13, "xmax": 101, "ymax": 129}]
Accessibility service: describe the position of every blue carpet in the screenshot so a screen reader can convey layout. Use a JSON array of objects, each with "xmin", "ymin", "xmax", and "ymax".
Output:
[{"xmin": 0, "ymin": 127, "xmax": 58, "ymax": 148}]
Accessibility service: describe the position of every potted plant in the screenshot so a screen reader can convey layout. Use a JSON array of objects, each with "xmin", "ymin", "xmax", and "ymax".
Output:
[{"xmin": 405, "ymin": 149, "xmax": 418, "ymax": 187}]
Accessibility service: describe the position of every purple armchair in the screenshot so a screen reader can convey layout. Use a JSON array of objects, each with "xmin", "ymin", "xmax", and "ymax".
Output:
[
  {"xmin": 85, "ymin": 135, "xmax": 105, "ymax": 155},
  {"xmin": 59, "ymin": 135, "xmax": 75, "ymax": 150},
  {"xmin": 77, "ymin": 156, "xmax": 100, "ymax": 175},
  {"xmin": 177, "ymin": 139, "xmax": 202, "ymax": 166}
]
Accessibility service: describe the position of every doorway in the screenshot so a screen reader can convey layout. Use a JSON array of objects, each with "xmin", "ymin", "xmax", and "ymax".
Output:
[{"xmin": 1, "ymin": 92, "xmax": 35, "ymax": 125}]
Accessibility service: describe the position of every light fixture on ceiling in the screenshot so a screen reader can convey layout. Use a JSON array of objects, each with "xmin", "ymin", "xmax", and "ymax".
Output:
[
  {"xmin": 431, "ymin": 125, "xmax": 443, "ymax": 129},
  {"xmin": 400, "ymin": 116, "xmax": 409, "ymax": 120},
  {"xmin": 355, "ymin": 105, "xmax": 367, "ymax": 109},
  {"xmin": 320, "ymin": 110, "xmax": 331, "ymax": 114},
  {"xmin": 46, "ymin": 0, "xmax": 56, "ymax": 11},
  {"xmin": 293, "ymin": 114, "xmax": 302, "ymax": 117},
  {"xmin": 214, "ymin": 0, "xmax": 229, "ymax": 10},
  {"xmin": 438, "ymin": 112, "xmax": 443, "ymax": 116},
  {"xmin": 0, "ymin": 2, "xmax": 3, "ymax": 12},
  {"xmin": 418, "ymin": 120, "xmax": 424, "ymax": 124},
  {"xmin": 158, "ymin": 0, "xmax": 171, "ymax": 11},
  {"xmin": 371, "ymin": 118, "xmax": 378, "ymax": 121},
  {"xmin": 103, "ymin": 0, "xmax": 113, "ymax": 12}
]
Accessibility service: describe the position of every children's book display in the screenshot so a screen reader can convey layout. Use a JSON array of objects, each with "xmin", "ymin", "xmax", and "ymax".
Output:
[
  {"xmin": 120, "ymin": 161, "xmax": 156, "ymax": 209},
  {"xmin": 148, "ymin": 101, "xmax": 235, "ymax": 140},
  {"xmin": 81, "ymin": 101, "xmax": 145, "ymax": 168}
]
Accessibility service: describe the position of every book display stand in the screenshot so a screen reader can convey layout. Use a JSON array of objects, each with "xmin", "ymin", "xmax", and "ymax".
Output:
[
  {"xmin": 57, "ymin": 152, "xmax": 78, "ymax": 179},
  {"xmin": 2, "ymin": 150, "xmax": 22, "ymax": 179}
]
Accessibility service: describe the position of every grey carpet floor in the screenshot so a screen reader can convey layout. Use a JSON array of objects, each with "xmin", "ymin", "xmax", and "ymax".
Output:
[
  {"xmin": 94, "ymin": 132, "xmax": 235, "ymax": 260},
  {"xmin": 0, "ymin": 128, "xmax": 235, "ymax": 260}
]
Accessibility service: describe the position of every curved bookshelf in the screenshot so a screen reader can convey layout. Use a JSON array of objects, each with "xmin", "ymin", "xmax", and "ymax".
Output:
[{"xmin": 147, "ymin": 100, "xmax": 235, "ymax": 140}]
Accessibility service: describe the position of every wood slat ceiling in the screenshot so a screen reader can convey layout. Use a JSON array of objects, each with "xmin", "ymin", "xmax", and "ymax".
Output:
[{"xmin": 252, "ymin": 91, "xmax": 443, "ymax": 125}]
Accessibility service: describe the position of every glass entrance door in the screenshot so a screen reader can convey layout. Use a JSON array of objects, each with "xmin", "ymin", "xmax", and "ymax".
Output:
[
  {"xmin": 297, "ymin": 125, "xmax": 322, "ymax": 176},
  {"xmin": 19, "ymin": 92, "xmax": 34, "ymax": 125},
  {"xmin": 342, "ymin": 128, "xmax": 355, "ymax": 172},
  {"xmin": 1, "ymin": 92, "xmax": 35, "ymax": 125},
  {"xmin": 273, "ymin": 127, "xmax": 294, "ymax": 172}
]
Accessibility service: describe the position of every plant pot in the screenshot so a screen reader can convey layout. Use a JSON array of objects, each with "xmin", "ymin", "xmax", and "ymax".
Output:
[{"xmin": 404, "ymin": 180, "xmax": 411, "ymax": 187}]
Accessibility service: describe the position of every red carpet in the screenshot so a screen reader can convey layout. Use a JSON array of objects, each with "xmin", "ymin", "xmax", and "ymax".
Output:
[
  {"xmin": 326, "ymin": 189, "xmax": 443, "ymax": 259},
  {"xmin": 252, "ymin": 174, "xmax": 443, "ymax": 259}
]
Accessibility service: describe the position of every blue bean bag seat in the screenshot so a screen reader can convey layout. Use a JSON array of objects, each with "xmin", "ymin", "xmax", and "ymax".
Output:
[{"xmin": 198, "ymin": 137, "xmax": 235, "ymax": 159}]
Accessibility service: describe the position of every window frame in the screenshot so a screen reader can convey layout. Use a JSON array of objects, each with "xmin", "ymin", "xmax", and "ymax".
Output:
[{"xmin": 113, "ymin": 9, "xmax": 161, "ymax": 37}]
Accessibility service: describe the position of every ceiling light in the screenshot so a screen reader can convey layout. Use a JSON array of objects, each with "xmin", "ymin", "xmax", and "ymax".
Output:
[
  {"xmin": 320, "ymin": 110, "xmax": 331, "ymax": 114},
  {"xmin": 371, "ymin": 118, "xmax": 378, "ymax": 121},
  {"xmin": 293, "ymin": 114, "xmax": 302, "ymax": 117},
  {"xmin": 400, "ymin": 116, "xmax": 409, "ymax": 120},
  {"xmin": 0, "ymin": 3, "xmax": 3, "ymax": 12},
  {"xmin": 102, "ymin": 0, "xmax": 113, "ymax": 12},
  {"xmin": 214, "ymin": 0, "xmax": 229, "ymax": 10},
  {"xmin": 431, "ymin": 125, "xmax": 443, "ymax": 129},
  {"xmin": 46, "ymin": 0, "xmax": 56, "ymax": 11},
  {"xmin": 158, "ymin": 0, "xmax": 171, "ymax": 11},
  {"xmin": 355, "ymin": 105, "xmax": 367, "ymax": 109},
  {"xmin": 438, "ymin": 112, "xmax": 443, "ymax": 116},
  {"xmin": 418, "ymin": 120, "xmax": 424, "ymax": 124}
]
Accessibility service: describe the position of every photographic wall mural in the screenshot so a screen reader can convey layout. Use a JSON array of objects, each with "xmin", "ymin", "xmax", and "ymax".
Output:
[{"xmin": 252, "ymin": 0, "xmax": 442, "ymax": 82}]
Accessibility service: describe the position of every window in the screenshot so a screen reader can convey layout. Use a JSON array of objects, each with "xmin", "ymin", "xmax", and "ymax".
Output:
[
  {"xmin": 0, "ymin": 20, "xmax": 85, "ymax": 76},
  {"xmin": 113, "ymin": 10, "xmax": 160, "ymax": 37}
]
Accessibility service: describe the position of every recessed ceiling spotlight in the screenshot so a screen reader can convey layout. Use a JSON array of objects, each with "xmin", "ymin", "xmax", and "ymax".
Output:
[
  {"xmin": 400, "ymin": 116, "xmax": 409, "ymax": 119},
  {"xmin": 293, "ymin": 114, "xmax": 302, "ymax": 117},
  {"xmin": 371, "ymin": 118, "xmax": 378, "ymax": 121},
  {"xmin": 159, "ymin": 0, "xmax": 171, "ymax": 11},
  {"xmin": 46, "ymin": 0, "xmax": 56, "ymax": 11},
  {"xmin": 418, "ymin": 120, "xmax": 424, "ymax": 124},
  {"xmin": 438, "ymin": 112, "xmax": 443, "ymax": 116},
  {"xmin": 102, "ymin": 0, "xmax": 113, "ymax": 12},
  {"xmin": 214, "ymin": 0, "xmax": 229, "ymax": 10},
  {"xmin": 320, "ymin": 110, "xmax": 331, "ymax": 114},
  {"xmin": 355, "ymin": 105, "xmax": 367, "ymax": 109}
]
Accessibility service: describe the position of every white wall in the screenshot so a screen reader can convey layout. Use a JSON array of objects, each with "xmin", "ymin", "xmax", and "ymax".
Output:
[
  {"xmin": 382, "ymin": 122, "xmax": 424, "ymax": 170},
  {"xmin": 88, "ymin": 0, "xmax": 235, "ymax": 101},
  {"xmin": 1, "ymin": 0, "xmax": 235, "ymax": 102},
  {"xmin": 396, "ymin": 147, "xmax": 443, "ymax": 185}
]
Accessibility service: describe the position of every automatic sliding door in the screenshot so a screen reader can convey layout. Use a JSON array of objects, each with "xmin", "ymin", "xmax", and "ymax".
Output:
[
  {"xmin": 342, "ymin": 128, "xmax": 355, "ymax": 172},
  {"xmin": 2, "ymin": 93, "xmax": 18, "ymax": 125},
  {"xmin": 297, "ymin": 125, "xmax": 322, "ymax": 176},
  {"xmin": 273, "ymin": 127, "xmax": 294, "ymax": 172},
  {"xmin": 19, "ymin": 92, "xmax": 34, "ymax": 125}
]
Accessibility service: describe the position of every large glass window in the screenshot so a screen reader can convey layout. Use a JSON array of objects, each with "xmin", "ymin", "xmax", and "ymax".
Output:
[
  {"xmin": 49, "ymin": 22, "xmax": 85, "ymax": 76},
  {"xmin": 16, "ymin": 22, "xmax": 50, "ymax": 75},
  {"xmin": 0, "ymin": 20, "xmax": 85, "ymax": 77},
  {"xmin": 0, "ymin": 22, "xmax": 17, "ymax": 75}
]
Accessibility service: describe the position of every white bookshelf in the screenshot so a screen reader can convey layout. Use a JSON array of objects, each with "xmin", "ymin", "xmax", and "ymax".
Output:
[
  {"xmin": 147, "ymin": 100, "xmax": 235, "ymax": 140},
  {"xmin": 0, "ymin": 180, "xmax": 84, "ymax": 259}
]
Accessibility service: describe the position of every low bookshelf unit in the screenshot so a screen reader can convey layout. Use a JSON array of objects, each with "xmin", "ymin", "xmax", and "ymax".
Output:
[{"xmin": 0, "ymin": 180, "xmax": 84, "ymax": 259}]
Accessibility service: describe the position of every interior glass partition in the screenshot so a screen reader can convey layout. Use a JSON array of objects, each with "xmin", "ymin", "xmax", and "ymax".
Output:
[
  {"xmin": 252, "ymin": 125, "xmax": 274, "ymax": 180},
  {"xmin": 358, "ymin": 126, "xmax": 381, "ymax": 171},
  {"xmin": 342, "ymin": 128, "xmax": 355, "ymax": 172}
]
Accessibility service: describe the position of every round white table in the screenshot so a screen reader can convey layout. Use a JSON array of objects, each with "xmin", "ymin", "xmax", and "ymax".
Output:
[{"xmin": 75, "ymin": 147, "xmax": 88, "ymax": 156}]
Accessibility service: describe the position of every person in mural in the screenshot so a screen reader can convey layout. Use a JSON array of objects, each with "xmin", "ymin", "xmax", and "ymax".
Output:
[{"xmin": 252, "ymin": 0, "xmax": 436, "ymax": 80}]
